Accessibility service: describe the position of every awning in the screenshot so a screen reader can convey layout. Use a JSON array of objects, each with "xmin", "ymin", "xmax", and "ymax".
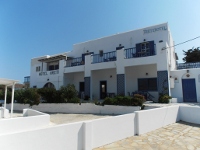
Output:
[
  {"xmin": 0, "ymin": 78, "xmax": 19, "ymax": 118},
  {"xmin": 38, "ymin": 55, "xmax": 66, "ymax": 63}
]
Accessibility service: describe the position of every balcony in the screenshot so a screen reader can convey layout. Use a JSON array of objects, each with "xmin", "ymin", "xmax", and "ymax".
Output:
[
  {"xmin": 124, "ymin": 45, "xmax": 156, "ymax": 59},
  {"xmin": 92, "ymin": 51, "xmax": 116, "ymax": 64},
  {"xmin": 177, "ymin": 62, "xmax": 200, "ymax": 69},
  {"xmin": 65, "ymin": 57, "xmax": 84, "ymax": 67},
  {"xmin": 39, "ymin": 70, "xmax": 59, "ymax": 76}
]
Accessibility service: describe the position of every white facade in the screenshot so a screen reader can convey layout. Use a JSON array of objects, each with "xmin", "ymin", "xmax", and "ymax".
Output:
[{"xmin": 31, "ymin": 22, "xmax": 199, "ymax": 102}]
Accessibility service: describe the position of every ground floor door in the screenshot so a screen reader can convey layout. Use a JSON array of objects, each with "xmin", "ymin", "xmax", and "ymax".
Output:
[
  {"xmin": 182, "ymin": 79, "xmax": 197, "ymax": 102},
  {"xmin": 100, "ymin": 81, "xmax": 107, "ymax": 99}
]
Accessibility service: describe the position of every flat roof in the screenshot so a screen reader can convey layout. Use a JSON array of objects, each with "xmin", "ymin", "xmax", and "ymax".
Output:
[{"xmin": 0, "ymin": 78, "xmax": 19, "ymax": 86}]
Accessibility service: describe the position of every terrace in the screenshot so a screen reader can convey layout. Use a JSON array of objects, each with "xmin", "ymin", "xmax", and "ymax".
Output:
[
  {"xmin": 92, "ymin": 51, "xmax": 116, "ymax": 64},
  {"xmin": 177, "ymin": 62, "xmax": 200, "ymax": 69}
]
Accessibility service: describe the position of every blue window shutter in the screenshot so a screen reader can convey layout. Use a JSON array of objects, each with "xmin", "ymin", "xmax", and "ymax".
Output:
[
  {"xmin": 82, "ymin": 54, "xmax": 85, "ymax": 61},
  {"xmin": 136, "ymin": 43, "xmax": 141, "ymax": 56},
  {"xmin": 149, "ymin": 41, "xmax": 155, "ymax": 55}
]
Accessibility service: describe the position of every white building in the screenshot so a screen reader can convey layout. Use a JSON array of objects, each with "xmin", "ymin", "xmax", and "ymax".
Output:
[{"xmin": 30, "ymin": 22, "xmax": 200, "ymax": 103}]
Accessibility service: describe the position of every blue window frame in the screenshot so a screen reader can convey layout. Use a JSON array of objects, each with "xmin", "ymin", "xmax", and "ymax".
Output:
[{"xmin": 138, "ymin": 78, "xmax": 157, "ymax": 91}]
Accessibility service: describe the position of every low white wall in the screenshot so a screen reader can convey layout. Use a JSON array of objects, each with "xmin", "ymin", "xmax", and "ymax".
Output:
[
  {"xmin": 91, "ymin": 113, "xmax": 135, "ymax": 148},
  {"xmin": 0, "ymin": 109, "xmax": 50, "ymax": 135},
  {"xmin": 23, "ymin": 109, "xmax": 47, "ymax": 117},
  {"xmin": 0, "ymin": 122, "xmax": 84, "ymax": 150},
  {"xmin": 179, "ymin": 106, "xmax": 200, "ymax": 124},
  {"xmin": 135, "ymin": 105, "xmax": 180, "ymax": 135},
  {"xmin": 6, "ymin": 103, "xmax": 140, "ymax": 115},
  {"xmin": 0, "ymin": 107, "xmax": 9, "ymax": 118}
]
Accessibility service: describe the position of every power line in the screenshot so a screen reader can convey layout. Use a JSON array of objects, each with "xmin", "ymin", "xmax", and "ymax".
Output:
[{"xmin": 163, "ymin": 36, "xmax": 200, "ymax": 50}]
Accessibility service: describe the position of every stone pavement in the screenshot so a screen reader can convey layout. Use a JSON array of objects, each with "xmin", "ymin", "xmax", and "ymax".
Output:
[{"xmin": 94, "ymin": 121, "xmax": 200, "ymax": 150}]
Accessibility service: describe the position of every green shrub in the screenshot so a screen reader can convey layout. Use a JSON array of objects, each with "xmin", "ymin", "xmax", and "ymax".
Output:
[
  {"xmin": 60, "ymin": 84, "xmax": 78, "ymax": 103},
  {"xmin": 15, "ymin": 89, "xmax": 25, "ymax": 103},
  {"xmin": 158, "ymin": 94, "xmax": 172, "ymax": 103},
  {"xmin": 132, "ymin": 94, "xmax": 146, "ymax": 107},
  {"xmin": 102, "ymin": 94, "xmax": 146, "ymax": 107},
  {"xmin": 23, "ymin": 88, "xmax": 40, "ymax": 107},
  {"xmin": 37, "ymin": 88, "xmax": 59, "ymax": 103},
  {"xmin": 67, "ymin": 97, "xmax": 80, "ymax": 103}
]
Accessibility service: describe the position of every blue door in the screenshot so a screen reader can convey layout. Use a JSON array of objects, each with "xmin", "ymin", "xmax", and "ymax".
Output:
[{"xmin": 182, "ymin": 79, "xmax": 197, "ymax": 102}]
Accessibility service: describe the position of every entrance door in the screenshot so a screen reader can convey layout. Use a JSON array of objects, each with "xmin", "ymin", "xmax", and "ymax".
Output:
[
  {"xmin": 79, "ymin": 82, "xmax": 84, "ymax": 92},
  {"xmin": 182, "ymin": 79, "xmax": 197, "ymax": 102},
  {"xmin": 100, "ymin": 81, "xmax": 107, "ymax": 99}
]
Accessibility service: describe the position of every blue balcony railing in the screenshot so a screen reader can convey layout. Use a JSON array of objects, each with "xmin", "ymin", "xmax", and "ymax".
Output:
[
  {"xmin": 124, "ymin": 45, "xmax": 156, "ymax": 59},
  {"xmin": 177, "ymin": 62, "xmax": 200, "ymax": 69},
  {"xmin": 92, "ymin": 51, "xmax": 116, "ymax": 64},
  {"xmin": 65, "ymin": 57, "xmax": 84, "ymax": 67}
]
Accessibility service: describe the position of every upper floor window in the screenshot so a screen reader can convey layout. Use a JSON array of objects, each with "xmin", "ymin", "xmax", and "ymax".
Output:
[
  {"xmin": 136, "ymin": 41, "xmax": 155, "ymax": 56},
  {"xmin": 47, "ymin": 61, "xmax": 59, "ymax": 71},
  {"xmin": 36, "ymin": 66, "xmax": 40, "ymax": 72}
]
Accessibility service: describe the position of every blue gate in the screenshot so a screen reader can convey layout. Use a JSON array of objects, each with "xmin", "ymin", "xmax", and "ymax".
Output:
[{"xmin": 182, "ymin": 79, "xmax": 197, "ymax": 102}]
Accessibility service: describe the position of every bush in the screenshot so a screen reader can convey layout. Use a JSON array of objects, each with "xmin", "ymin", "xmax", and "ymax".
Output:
[
  {"xmin": 158, "ymin": 94, "xmax": 172, "ymax": 103},
  {"xmin": 15, "ymin": 89, "xmax": 25, "ymax": 103},
  {"xmin": 60, "ymin": 84, "xmax": 78, "ymax": 102},
  {"xmin": 37, "ymin": 88, "xmax": 59, "ymax": 103},
  {"xmin": 102, "ymin": 94, "xmax": 146, "ymax": 107},
  {"xmin": 67, "ymin": 97, "xmax": 80, "ymax": 103},
  {"xmin": 132, "ymin": 94, "xmax": 146, "ymax": 107},
  {"xmin": 23, "ymin": 88, "xmax": 40, "ymax": 107}
]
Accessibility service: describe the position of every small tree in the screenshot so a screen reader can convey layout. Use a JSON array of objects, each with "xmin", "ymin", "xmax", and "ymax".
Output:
[
  {"xmin": 23, "ymin": 88, "xmax": 40, "ymax": 107},
  {"xmin": 183, "ymin": 47, "xmax": 200, "ymax": 62},
  {"xmin": 60, "ymin": 84, "xmax": 78, "ymax": 102}
]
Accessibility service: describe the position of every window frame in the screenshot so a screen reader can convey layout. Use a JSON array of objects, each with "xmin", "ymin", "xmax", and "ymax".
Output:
[{"xmin": 138, "ymin": 78, "xmax": 157, "ymax": 91}]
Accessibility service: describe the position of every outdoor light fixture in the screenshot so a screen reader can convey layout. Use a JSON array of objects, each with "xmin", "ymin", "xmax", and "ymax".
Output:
[
  {"xmin": 187, "ymin": 70, "xmax": 189, "ymax": 73},
  {"xmin": 143, "ymin": 39, "xmax": 146, "ymax": 41},
  {"xmin": 146, "ymin": 73, "xmax": 148, "ymax": 75},
  {"xmin": 110, "ymin": 75, "xmax": 112, "ymax": 78},
  {"xmin": 47, "ymin": 79, "xmax": 49, "ymax": 81}
]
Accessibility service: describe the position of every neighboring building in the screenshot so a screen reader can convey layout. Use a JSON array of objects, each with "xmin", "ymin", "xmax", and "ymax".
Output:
[
  {"xmin": 30, "ymin": 22, "xmax": 200, "ymax": 103},
  {"xmin": 24, "ymin": 76, "xmax": 30, "ymax": 88}
]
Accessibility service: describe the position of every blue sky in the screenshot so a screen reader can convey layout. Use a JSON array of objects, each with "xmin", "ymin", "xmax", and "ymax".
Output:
[{"xmin": 1, "ymin": 0, "xmax": 200, "ymax": 83}]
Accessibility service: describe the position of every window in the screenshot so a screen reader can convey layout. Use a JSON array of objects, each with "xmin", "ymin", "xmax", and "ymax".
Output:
[
  {"xmin": 138, "ymin": 78, "xmax": 157, "ymax": 91},
  {"xmin": 99, "ymin": 50, "xmax": 103, "ymax": 57},
  {"xmin": 141, "ymin": 42, "xmax": 150, "ymax": 53},
  {"xmin": 36, "ymin": 66, "xmax": 40, "ymax": 72},
  {"xmin": 47, "ymin": 61, "xmax": 59, "ymax": 71}
]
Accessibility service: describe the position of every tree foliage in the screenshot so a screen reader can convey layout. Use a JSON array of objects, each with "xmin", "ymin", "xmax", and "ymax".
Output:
[{"xmin": 183, "ymin": 47, "xmax": 200, "ymax": 62}]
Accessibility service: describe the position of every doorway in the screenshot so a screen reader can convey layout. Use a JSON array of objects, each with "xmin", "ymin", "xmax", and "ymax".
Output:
[
  {"xmin": 182, "ymin": 79, "xmax": 197, "ymax": 102},
  {"xmin": 100, "ymin": 81, "xmax": 107, "ymax": 99}
]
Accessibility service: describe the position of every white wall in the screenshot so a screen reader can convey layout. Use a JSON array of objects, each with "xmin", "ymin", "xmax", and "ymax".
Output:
[
  {"xmin": 70, "ymin": 23, "xmax": 169, "ymax": 57},
  {"xmin": 64, "ymin": 72, "xmax": 84, "ymax": 91},
  {"xmin": 91, "ymin": 113, "xmax": 135, "ymax": 148},
  {"xmin": 135, "ymin": 106, "xmax": 180, "ymax": 135},
  {"xmin": 0, "ymin": 122, "xmax": 84, "ymax": 150},
  {"xmin": 170, "ymin": 68, "xmax": 200, "ymax": 102},
  {"xmin": 92, "ymin": 68, "xmax": 117, "ymax": 99},
  {"xmin": 179, "ymin": 106, "xmax": 200, "ymax": 124},
  {"xmin": 125, "ymin": 64, "xmax": 158, "ymax": 100},
  {"xmin": 0, "ymin": 109, "xmax": 50, "ymax": 135},
  {"xmin": 6, "ymin": 103, "xmax": 140, "ymax": 115}
]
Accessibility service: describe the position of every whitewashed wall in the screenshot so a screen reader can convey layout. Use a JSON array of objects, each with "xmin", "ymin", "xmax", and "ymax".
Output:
[
  {"xmin": 125, "ymin": 64, "xmax": 158, "ymax": 100},
  {"xmin": 0, "ymin": 122, "xmax": 84, "ymax": 150},
  {"xmin": 6, "ymin": 103, "xmax": 140, "ymax": 115},
  {"xmin": 170, "ymin": 68, "xmax": 200, "ymax": 102},
  {"xmin": 0, "ymin": 109, "xmax": 50, "ymax": 135},
  {"xmin": 91, "ymin": 113, "xmax": 135, "ymax": 148},
  {"xmin": 135, "ymin": 106, "xmax": 180, "ymax": 135},
  {"xmin": 92, "ymin": 68, "xmax": 117, "ymax": 99},
  {"xmin": 63, "ymin": 72, "xmax": 84, "ymax": 91},
  {"xmin": 179, "ymin": 106, "xmax": 200, "ymax": 124}
]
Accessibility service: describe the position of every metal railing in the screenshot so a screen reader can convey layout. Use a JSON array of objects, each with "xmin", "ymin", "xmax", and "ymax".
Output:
[
  {"xmin": 92, "ymin": 51, "xmax": 116, "ymax": 63},
  {"xmin": 65, "ymin": 57, "xmax": 84, "ymax": 67},
  {"xmin": 39, "ymin": 70, "xmax": 59, "ymax": 76},
  {"xmin": 124, "ymin": 45, "xmax": 156, "ymax": 59},
  {"xmin": 177, "ymin": 62, "xmax": 200, "ymax": 69}
]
